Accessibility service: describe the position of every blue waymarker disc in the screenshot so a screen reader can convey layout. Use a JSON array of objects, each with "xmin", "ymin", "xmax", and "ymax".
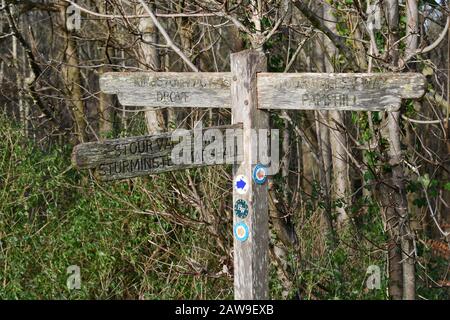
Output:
[
  {"xmin": 234, "ymin": 199, "xmax": 249, "ymax": 219},
  {"xmin": 252, "ymin": 164, "xmax": 267, "ymax": 185},
  {"xmin": 234, "ymin": 175, "xmax": 249, "ymax": 194},
  {"xmin": 234, "ymin": 222, "xmax": 249, "ymax": 242}
]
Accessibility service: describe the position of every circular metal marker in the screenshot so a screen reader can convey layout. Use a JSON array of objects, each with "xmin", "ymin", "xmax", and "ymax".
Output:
[
  {"xmin": 252, "ymin": 164, "xmax": 268, "ymax": 185},
  {"xmin": 234, "ymin": 222, "xmax": 249, "ymax": 242},
  {"xmin": 234, "ymin": 199, "xmax": 249, "ymax": 219},
  {"xmin": 234, "ymin": 175, "xmax": 249, "ymax": 195}
]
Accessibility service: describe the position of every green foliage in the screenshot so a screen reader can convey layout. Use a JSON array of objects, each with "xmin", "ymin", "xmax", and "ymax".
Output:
[
  {"xmin": 1, "ymin": 109, "xmax": 448, "ymax": 300},
  {"xmin": 416, "ymin": 240, "xmax": 450, "ymax": 299},
  {"xmin": 0, "ymin": 116, "xmax": 232, "ymax": 299},
  {"xmin": 444, "ymin": 182, "xmax": 450, "ymax": 192}
]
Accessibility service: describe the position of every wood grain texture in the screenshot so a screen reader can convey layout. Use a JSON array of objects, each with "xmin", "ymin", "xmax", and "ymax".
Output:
[
  {"xmin": 231, "ymin": 50, "xmax": 269, "ymax": 300},
  {"xmin": 72, "ymin": 124, "xmax": 243, "ymax": 181},
  {"xmin": 100, "ymin": 72, "xmax": 232, "ymax": 108},
  {"xmin": 100, "ymin": 72, "xmax": 426, "ymax": 111},
  {"xmin": 257, "ymin": 73, "xmax": 426, "ymax": 111}
]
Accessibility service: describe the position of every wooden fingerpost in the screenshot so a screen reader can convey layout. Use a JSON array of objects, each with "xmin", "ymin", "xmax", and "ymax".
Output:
[{"xmin": 231, "ymin": 50, "xmax": 269, "ymax": 300}]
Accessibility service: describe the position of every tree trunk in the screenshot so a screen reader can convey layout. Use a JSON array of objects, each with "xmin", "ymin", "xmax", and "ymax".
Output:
[
  {"xmin": 137, "ymin": 2, "xmax": 165, "ymax": 135},
  {"xmin": 11, "ymin": 8, "xmax": 23, "ymax": 127},
  {"xmin": 179, "ymin": 3, "xmax": 194, "ymax": 71},
  {"xmin": 312, "ymin": 3, "xmax": 335, "ymax": 246},
  {"xmin": 379, "ymin": 0, "xmax": 416, "ymax": 300},
  {"xmin": 97, "ymin": 2, "xmax": 113, "ymax": 137},
  {"xmin": 400, "ymin": 0, "xmax": 418, "ymax": 300},
  {"xmin": 323, "ymin": 1, "xmax": 349, "ymax": 228},
  {"xmin": 60, "ymin": 2, "xmax": 86, "ymax": 143},
  {"xmin": 98, "ymin": 65, "xmax": 113, "ymax": 137},
  {"xmin": 405, "ymin": 0, "xmax": 419, "ymax": 58}
]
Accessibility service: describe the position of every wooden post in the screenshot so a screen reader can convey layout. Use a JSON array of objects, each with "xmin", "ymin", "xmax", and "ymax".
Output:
[{"xmin": 231, "ymin": 50, "xmax": 269, "ymax": 299}]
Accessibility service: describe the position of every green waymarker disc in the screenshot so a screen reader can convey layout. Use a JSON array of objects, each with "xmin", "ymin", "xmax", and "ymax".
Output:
[{"xmin": 234, "ymin": 199, "xmax": 249, "ymax": 219}]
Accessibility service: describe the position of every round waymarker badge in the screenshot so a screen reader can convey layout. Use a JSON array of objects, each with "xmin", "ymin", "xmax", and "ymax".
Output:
[
  {"xmin": 252, "ymin": 164, "xmax": 268, "ymax": 185},
  {"xmin": 234, "ymin": 199, "xmax": 249, "ymax": 219},
  {"xmin": 234, "ymin": 175, "xmax": 249, "ymax": 195},
  {"xmin": 234, "ymin": 222, "xmax": 250, "ymax": 242}
]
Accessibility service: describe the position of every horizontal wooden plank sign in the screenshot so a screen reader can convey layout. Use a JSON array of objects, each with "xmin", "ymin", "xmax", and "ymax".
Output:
[
  {"xmin": 100, "ymin": 72, "xmax": 426, "ymax": 111},
  {"xmin": 72, "ymin": 124, "xmax": 243, "ymax": 181},
  {"xmin": 100, "ymin": 72, "xmax": 232, "ymax": 108},
  {"xmin": 257, "ymin": 73, "xmax": 426, "ymax": 111}
]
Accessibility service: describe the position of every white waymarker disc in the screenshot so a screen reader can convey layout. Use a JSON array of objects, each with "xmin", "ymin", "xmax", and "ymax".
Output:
[
  {"xmin": 234, "ymin": 175, "xmax": 249, "ymax": 195},
  {"xmin": 234, "ymin": 222, "xmax": 250, "ymax": 242},
  {"xmin": 252, "ymin": 164, "xmax": 267, "ymax": 185}
]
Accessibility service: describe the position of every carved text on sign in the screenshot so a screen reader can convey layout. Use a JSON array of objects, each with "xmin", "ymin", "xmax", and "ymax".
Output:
[
  {"xmin": 100, "ymin": 72, "xmax": 425, "ymax": 111},
  {"xmin": 97, "ymin": 154, "xmax": 173, "ymax": 178},
  {"xmin": 101, "ymin": 72, "xmax": 232, "ymax": 108},
  {"xmin": 257, "ymin": 73, "xmax": 426, "ymax": 111},
  {"xmin": 273, "ymin": 75, "xmax": 385, "ymax": 91},
  {"xmin": 72, "ymin": 124, "xmax": 244, "ymax": 181},
  {"xmin": 301, "ymin": 93, "xmax": 357, "ymax": 108}
]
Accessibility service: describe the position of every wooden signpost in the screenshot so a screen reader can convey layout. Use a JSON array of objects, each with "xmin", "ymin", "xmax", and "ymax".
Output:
[{"xmin": 72, "ymin": 49, "xmax": 426, "ymax": 300}]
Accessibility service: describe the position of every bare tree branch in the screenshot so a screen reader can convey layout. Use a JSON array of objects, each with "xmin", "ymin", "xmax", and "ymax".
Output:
[{"xmin": 292, "ymin": 0, "xmax": 359, "ymax": 70}]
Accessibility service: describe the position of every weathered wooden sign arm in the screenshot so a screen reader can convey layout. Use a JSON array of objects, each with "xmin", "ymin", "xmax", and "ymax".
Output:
[
  {"xmin": 100, "ymin": 72, "xmax": 426, "ymax": 111},
  {"xmin": 100, "ymin": 72, "xmax": 232, "ymax": 108},
  {"xmin": 72, "ymin": 124, "xmax": 243, "ymax": 181},
  {"xmin": 257, "ymin": 73, "xmax": 426, "ymax": 111}
]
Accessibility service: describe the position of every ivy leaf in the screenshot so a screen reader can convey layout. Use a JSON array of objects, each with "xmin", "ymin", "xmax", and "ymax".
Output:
[
  {"xmin": 444, "ymin": 182, "xmax": 450, "ymax": 192},
  {"xmin": 364, "ymin": 170, "xmax": 375, "ymax": 182},
  {"xmin": 418, "ymin": 174, "xmax": 431, "ymax": 189},
  {"xmin": 422, "ymin": 66, "xmax": 434, "ymax": 76},
  {"xmin": 413, "ymin": 198, "xmax": 427, "ymax": 208}
]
